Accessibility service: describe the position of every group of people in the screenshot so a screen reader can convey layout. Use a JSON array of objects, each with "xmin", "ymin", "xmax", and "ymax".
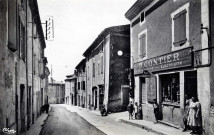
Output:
[
  {"xmin": 183, "ymin": 96, "xmax": 202, "ymax": 134},
  {"xmin": 127, "ymin": 100, "xmax": 158, "ymax": 122},
  {"xmin": 127, "ymin": 96, "xmax": 203, "ymax": 134},
  {"xmin": 127, "ymin": 102, "xmax": 142, "ymax": 120}
]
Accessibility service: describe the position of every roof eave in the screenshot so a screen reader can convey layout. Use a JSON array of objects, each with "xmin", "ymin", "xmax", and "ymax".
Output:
[{"xmin": 125, "ymin": 0, "xmax": 153, "ymax": 21}]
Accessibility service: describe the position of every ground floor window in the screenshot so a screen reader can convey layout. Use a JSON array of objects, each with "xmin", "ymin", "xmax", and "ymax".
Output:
[{"xmin": 160, "ymin": 73, "xmax": 180, "ymax": 103}]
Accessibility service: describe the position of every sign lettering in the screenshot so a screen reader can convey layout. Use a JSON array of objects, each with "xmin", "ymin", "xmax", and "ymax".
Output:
[{"xmin": 134, "ymin": 47, "xmax": 193, "ymax": 75}]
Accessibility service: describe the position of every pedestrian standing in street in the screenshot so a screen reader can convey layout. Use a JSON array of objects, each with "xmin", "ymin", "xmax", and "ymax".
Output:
[
  {"xmin": 153, "ymin": 99, "xmax": 159, "ymax": 123},
  {"xmin": 182, "ymin": 95, "xmax": 190, "ymax": 132},
  {"xmin": 138, "ymin": 104, "xmax": 143, "ymax": 120},
  {"xmin": 134, "ymin": 102, "xmax": 138, "ymax": 119},
  {"xmin": 127, "ymin": 101, "xmax": 134, "ymax": 120},
  {"xmin": 187, "ymin": 97, "xmax": 202, "ymax": 134}
]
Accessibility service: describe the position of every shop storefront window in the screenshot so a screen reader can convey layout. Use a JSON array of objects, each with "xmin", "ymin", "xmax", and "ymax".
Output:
[{"xmin": 161, "ymin": 73, "xmax": 180, "ymax": 103}]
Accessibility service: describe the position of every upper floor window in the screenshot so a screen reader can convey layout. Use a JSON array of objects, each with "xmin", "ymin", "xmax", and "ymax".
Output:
[
  {"xmin": 98, "ymin": 63, "xmax": 100, "ymax": 75},
  {"xmin": 78, "ymin": 82, "xmax": 80, "ymax": 90},
  {"xmin": 8, "ymin": 0, "xmax": 18, "ymax": 51},
  {"xmin": 93, "ymin": 62, "xmax": 95, "ymax": 78},
  {"xmin": 171, "ymin": 3, "xmax": 189, "ymax": 51},
  {"xmin": 19, "ymin": 20, "xmax": 26, "ymax": 61},
  {"xmin": 140, "ymin": 11, "xmax": 145, "ymax": 25},
  {"xmin": 82, "ymin": 81, "xmax": 85, "ymax": 90},
  {"xmin": 138, "ymin": 29, "xmax": 147, "ymax": 59},
  {"xmin": 101, "ymin": 56, "xmax": 103, "ymax": 74},
  {"xmin": 173, "ymin": 10, "xmax": 187, "ymax": 46},
  {"xmin": 87, "ymin": 66, "xmax": 89, "ymax": 80}
]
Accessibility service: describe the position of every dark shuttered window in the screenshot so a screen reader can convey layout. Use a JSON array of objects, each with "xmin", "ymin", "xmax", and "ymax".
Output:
[
  {"xmin": 78, "ymin": 82, "xmax": 80, "ymax": 90},
  {"xmin": 139, "ymin": 34, "xmax": 146, "ymax": 57},
  {"xmin": 173, "ymin": 9, "xmax": 187, "ymax": 47},
  {"xmin": 101, "ymin": 56, "xmax": 103, "ymax": 74},
  {"xmin": 140, "ymin": 12, "xmax": 145, "ymax": 22},
  {"xmin": 93, "ymin": 62, "xmax": 95, "ymax": 77},
  {"xmin": 8, "ymin": 0, "xmax": 18, "ymax": 51}
]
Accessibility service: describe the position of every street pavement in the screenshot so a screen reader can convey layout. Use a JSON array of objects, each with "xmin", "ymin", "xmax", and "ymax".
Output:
[
  {"xmin": 62, "ymin": 104, "xmax": 157, "ymax": 135},
  {"xmin": 26, "ymin": 104, "xmax": 191, "ymax": 135},
  {"xmin": 39, "ymin": 105, "xmax": 106, "ymax": 135}
]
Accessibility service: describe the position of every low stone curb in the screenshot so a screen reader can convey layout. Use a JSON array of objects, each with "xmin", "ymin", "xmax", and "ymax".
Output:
[{"xmin": 119, "ymin": 119, "xmax": 167, "ymax": 135}]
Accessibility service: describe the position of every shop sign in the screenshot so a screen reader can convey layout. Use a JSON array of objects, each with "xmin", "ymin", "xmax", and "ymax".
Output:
[{"xmin": 134, "ymin": 47, "xmax": 192, "ymax": 74}]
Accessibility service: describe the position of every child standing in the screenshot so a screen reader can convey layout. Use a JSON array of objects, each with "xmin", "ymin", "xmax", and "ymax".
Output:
[
  {"xmin": 134, "ymin": 102, "xmax": 138, "ymax": 119},
  {"xmin": 153, "ymin": 99, "xmax": 159, "ymax": 123}
]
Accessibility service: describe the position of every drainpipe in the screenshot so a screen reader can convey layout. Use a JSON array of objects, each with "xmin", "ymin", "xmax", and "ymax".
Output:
[
  {"xmin": 15, "ymin": 0, "xmax": 18, "ymax": 133},
  {"xmin": 194, "ymin": 0, "xmax": 213, "ymax": 68},
  {"xmin": 31, "ymin": 15, "xmax": 34, "ymax": 124},
  {"xmin": 85, "ymin": 64, "xmax": 87, "ymax": 109},
  {"xmin": 25, "ymin": 0, "xmax": 29, "ymax": 130}
]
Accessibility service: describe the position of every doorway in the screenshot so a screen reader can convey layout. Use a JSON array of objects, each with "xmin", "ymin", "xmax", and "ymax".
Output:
[
  {"xmin": 184, "ymin": 71, "xmax": 197, "ymax": 100},
  {"xmin": 20, "ymin": 84, "xmax": 25, "ymax": 132},
  {"xmin": 27, "ymin": 86, "xmax": 31, "ymax": 129},
  {"xmin": 140, "ymin": 77, "xmax": 146, "ymax": 104}
]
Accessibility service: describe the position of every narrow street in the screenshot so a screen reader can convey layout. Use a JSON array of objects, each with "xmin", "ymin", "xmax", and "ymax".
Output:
[
  {"xmin": 39, "ymin": 104, "xmax": 157, "ymax": 135},
  {"xmin": 1, "ymin": 0, "xmax": 213, "ymax": 135},
  {"xmin": 40, "ymin": 105, "xmax": 105, "ymax": 135}
]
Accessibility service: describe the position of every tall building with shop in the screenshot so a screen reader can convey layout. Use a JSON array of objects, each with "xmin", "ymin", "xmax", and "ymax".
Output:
[
  {"xmin": 0, "ymin": 0, "xmax": 48, "ymax": 134},
  {"xmin": 65, "ymin": 74, "xmax": 77, "ymax": 105},
  {"xmin": 75, "ymin": 59, "xmax": 87, "ymax": 107},
  {"xmin": 83, "ymin": 25, "xmax": 130, "ymax": 112},
  {"xmin": 125, "ymin": 0, "xmax": 214, "ymax": 134}
]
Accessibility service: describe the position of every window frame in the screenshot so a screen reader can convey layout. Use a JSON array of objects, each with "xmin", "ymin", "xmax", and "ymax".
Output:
[
  {"xmin": 138, "ymin": 29, "xmax": 147, "ymax": 60},
  {"xmin": 171, "ymin": 2, "xmax": 189, "ymax": 51},
  {"xmin": 101, "ymin": 56, "xmax": 103, "ymax": 74},
  {"xmin": 92, "ymin": 62, "xmax": 95, "ymax": 78},
  {"xmin": 160, "ymin": 72, "xmax": 180, "ymax": 104},
  {"xmin": 140, "ymin": 11, "xmax": 146, "ymax": 25}
]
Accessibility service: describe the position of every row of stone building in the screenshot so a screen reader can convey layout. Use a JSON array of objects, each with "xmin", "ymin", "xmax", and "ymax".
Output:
[
  {"xmin": 65, "ymin": 0, "xmax": 214, "ymax": 134},
  {"xmin": 65, "ymin": 25, "xmax": 130, "ymax": 112},
  {"xmin": 0, "ymin": 0, "xmax": 50, "ymax": 134}
]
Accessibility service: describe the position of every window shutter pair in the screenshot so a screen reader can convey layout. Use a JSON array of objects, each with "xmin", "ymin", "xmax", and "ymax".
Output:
[
  {"xmin": 173, "ymin": 9, "xmax": 187, "ymax": 47},
  {"xmin": 8, "ymin": 0, "xmax": 18, "ymax": 51}
]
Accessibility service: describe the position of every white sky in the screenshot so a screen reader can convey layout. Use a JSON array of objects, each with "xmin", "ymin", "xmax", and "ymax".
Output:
[{"xmin": 37, "ymin": 0, "xmax": 135, "ymax": 82}]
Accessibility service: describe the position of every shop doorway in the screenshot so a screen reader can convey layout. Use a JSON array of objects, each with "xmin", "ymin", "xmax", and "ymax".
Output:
[
  {"xmin": 92, "ymin": 87, "xmax": 98, "ymax": 110},
  {"xmin": 99, "ymin": 86, "xmax": 104, "ymax": 110},
  {"xmin": 140, "ymin": 77, "xmax": 146, "ymax": 104},
  {"xmin": 184, "ymin": 71, "xmax": 197, "ymax": 100},
  {"xmin": 159, "ymin": 73, "xmax": 180, "ymax": 125}
]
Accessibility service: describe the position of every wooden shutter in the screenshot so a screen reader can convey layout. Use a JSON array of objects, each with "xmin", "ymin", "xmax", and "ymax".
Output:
[
  {"xmin": 139, "ymin": 34, "xmax": 146, "ymax": 56},
  {"xmin": 20, "ymin": 24, "xmax": 26, "ymax": 61},
  {"xmin": 101, "ymin": 56, "xmax": 103, "ymax": 74},
  {"xmin": 8, "ymin": 0, "xmax": 18, "ymax": 51},
  {"xmin": 147, "ymin": 76, "xmax": 157, "ymax": 103},
  {"xmin": 173, "ymin": 9, "xmax": 187, "ymax": 46}
]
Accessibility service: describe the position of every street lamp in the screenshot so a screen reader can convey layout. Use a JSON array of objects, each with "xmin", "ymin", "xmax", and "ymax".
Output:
[{"xmin": 117, "ymin": 50, "xmax": 123, "ymax": 56}]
